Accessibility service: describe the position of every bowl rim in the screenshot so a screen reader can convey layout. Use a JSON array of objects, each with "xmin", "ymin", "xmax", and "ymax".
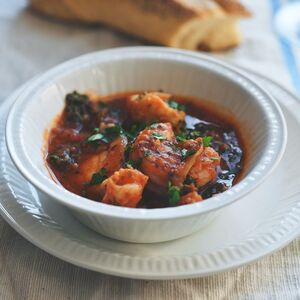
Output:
[{"xmin": 5, "ymin": 46, "xmax": 287, "ymax": 220}]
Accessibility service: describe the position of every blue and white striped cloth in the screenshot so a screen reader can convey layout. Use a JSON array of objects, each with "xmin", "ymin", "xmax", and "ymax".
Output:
[{"xmin": 271, "ymin": 0, "xmax": 300, "ymax": 94}]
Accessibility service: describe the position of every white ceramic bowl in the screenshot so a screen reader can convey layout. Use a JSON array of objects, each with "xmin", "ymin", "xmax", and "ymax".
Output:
[{"xmin": 6, "ymin": 47, "xmax": 287, "ymax": 243}]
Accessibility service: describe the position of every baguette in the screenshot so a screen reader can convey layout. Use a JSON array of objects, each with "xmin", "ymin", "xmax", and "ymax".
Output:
[
  {"xmin": 30, "ymin": 0, "xmax": 80, "ymax": 22},
  {"xmin": 30, "ymin": 0, "xmax": 251, "ymax": 51}
]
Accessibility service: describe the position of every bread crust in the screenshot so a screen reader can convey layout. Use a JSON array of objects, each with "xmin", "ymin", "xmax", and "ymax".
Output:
[
  {"xmin": 29, "ymin": 0, "xmax": 250, "ymax": 51},
  {"xmin": 30, "ymin": 0, "xmax": 80, "ymax": 22},
  {"xmin": 214, "ymin": 0, "xmax": 251, "ymax": 16}
]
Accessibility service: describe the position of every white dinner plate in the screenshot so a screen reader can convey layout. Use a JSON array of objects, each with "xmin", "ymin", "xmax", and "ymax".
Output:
[{"xmin": 0, "ymin": 68, "xmax": 300, "ymax": 280}]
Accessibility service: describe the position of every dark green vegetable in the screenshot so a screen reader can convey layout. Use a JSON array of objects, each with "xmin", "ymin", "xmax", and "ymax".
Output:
[
  {"xmin": 184, "ymin": 175, "xmax": 197, "ymax": 186},
  {"xmin": 181, "ymin": 149, "xmax": 196, "ymax": 160},
  {"xmin": 48, "ymin": 154, "xmax": 60, "ymax": 164},
  {"xmin": 104, "ymin": 125, "xmax": 123, "ymax": 135},
  {"xmin": 89, "ymin": 168, "xmax": 107, "ymax": 186},
  {"xmin": 176, "ymin": 129, "xmax": 202, "ymax": 142},
  {"xmin": 125, "ymin": 144, "xmax": 133, "ymax": 154},
  {"xmin": 203, "ymin": 136, "xmax": 213, "ymax": 147},
  {"xmin": 168, "ymin": 182, "xmax": 181, "ymax": 206},
  {"xmin": 126, "ymin": 158, "xmax": 142, "ymax": 169},
  {"xmin": 86, "ymin": 133, "xmax": 109, "ymax": 144},
  {"xmin": 47, "ymin": 146, "xmax": 80, "ymax": 171},
  {"xmin": 65, "ymin": 91, "xmax": 89, "ymax": 123},
  {"xmin": 176, "ymin": 132, "xmax": 187, "ymax": 142},
  {"xmin": 92, "ymin": 128, "xmax": 100, "ymax": 134},
  {"xmin": 149, "ymin": 123, "xmax": 159, "ymax": 129},
  {"xmin": 151, "ymin": 132, "xmax": 166, "ymax": 140},
  {"xmin": 144, "ymin": 150, "xmax": 151, "ymax": 157},
  {"xmin": 168, "ymin": 100, "xmax": 186, "ymax": 111},
  {"xmin": 86, "ymin": 125, "xmax": 123, "ymax": 144},
  {"xmin": 210, "ymin": 157, "xmax": 219, "ymax": 161},
  {"xmin": 189, "ymin": 130, "xmax": 202, "ymax": 139},
  {"xmin": 126, "ymin": 123, "xmax": 146, "ymax": 140}
]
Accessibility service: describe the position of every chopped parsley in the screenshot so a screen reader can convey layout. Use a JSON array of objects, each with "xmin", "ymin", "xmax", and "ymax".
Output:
[
  {"xmin": 86, "ymin": 125, "xmax": 123, "ymax": 144},
  {"xmin": 86, "ymin": 133, "xmax": 109, "ymax": 144},
  {"xmin": 65, "ymin": 91, "xmax": 89, "ymax": 123},
  {"xmin": 47, "ymin": 147, "xmax": 80, "ymax": 171},
  {"xmin": 89, "ymin": 168, "xmax": 107, "ymax": 186},
  {"xmin": 168, "ymin": 181, "xmax": 181, "ymax": 206},
  {"xmin": 189, "ymin": 130, "xmax": 202, "ymax": 139},
  {"xmin": 92, "ymin": 127, "xmax": 100, "ymax": 134},
  {"xmin": 181, "ymin": 149, "xmax": 196, "ymax": 160},
  {"xmin": 144, "ymin": 150, "xmax": 151, "ymax": 157},
  {"xmin": 185, "ymin": 175, "xmax": 196, "ymax": 186},
  {"xmin": 124, "ymin": 144, "xmax": 134, "ymax": 167},
  {"xmin": 126, "ymin": 158, "xmax": 142, "ymax": 169},
  {"xmin": 151, "ymin": 132, "xmax": 166, "ymax": 140},
  {"xmin": 176, "ymin": 132, "xmax": 187, "ymax": 142},
  {"xmin": 176, "ymin": 129, "xmax": 201, "ymax": 142},
  {"xmin": 149, "ymin": 123, "xmax": 159, "ymax": 129},
  {"xmin": 168, "ymin": 100, "xmax": 186, "ymax": 111},
  {"xmin": 210, "ymin": 157, "xmax": 219, "ymax": 161},
  {"xmin": 203, "ymin": 136, "xmax": 213, "ymax": 147},
  {"xmin": 104, "ymin": 125, "xmax": 123, "ymax": 135},
  {"xmin": 48, "ymin": 154, "xmax": 60, "ymax": 164},
  {"xmin": 125, "ymin": 144, "xmax": 133, "ymax": 154},
  {"xmin": 126, "ymin": 123, "xmax": 146, "ymax": 140}
]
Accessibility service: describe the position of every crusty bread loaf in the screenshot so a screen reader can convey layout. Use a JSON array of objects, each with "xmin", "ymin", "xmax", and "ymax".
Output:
[
  {"xmin": 30, "ymin": 0, "xmax": 251, "ymax": 51},
  {"xmin": 30, "ymin": 0, "xmax": 81, "ymax": 22}
]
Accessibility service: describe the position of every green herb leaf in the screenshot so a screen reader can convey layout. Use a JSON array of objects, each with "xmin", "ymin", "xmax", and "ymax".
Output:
[
  {"xmin": 181, "ymin": 149, "xmax": 196, "ymax": 160},
  {"xmin": 203, "ymin": 136, "xmax": 213, "ymax": 147},
  {"xmin": 126, "ymin": 158, "xmax": 142, "ymax": 169},
  {"xmin": 89, "ymin": 168, "xmax": 107, "ymax": 186},
  {"xmin": 168, "ymin": 181, "xmax": 181, "ymax": 206},
  {"xmin": 126, "ymin": 123, "xmax": 146, "ymax": 140},
  {"xmin": 184, "ymin": 175, "xmax": 196, "ymax": 186},
  {"xmin": 176, "ymin": 132, "xmax": 187, "ymax": 142},
  {"xmin": 151, "ymin": 132, "xmax": 166, "ymax": 140},
  {"xmin": 65, "ymin": 91, "xmax": 89, "ymax": 123},
  {"xmin": 48, "ymin": 154, "xmax": 60, "ymax": 164},
  {"xmin": 125, "ymin": 144, "xmax": 133, "ymax": 154},
  {"xmin": 86, "ymin": 125, "xmax": 123, "ymax": 144},
  {"xmin": 86, "ymin": 133, "xmax": 109, "ymax": 144},
  {"xmin": 47, "ymin": 147, "xmax": 79, "ymax": 171},
  {"xmin": 168, "ymin": 100, "xmax": 186, "ymax": 111},
  {"xmin": 104, "ymin": 125, "xmax": 123, "ymax": 135},
  {"xmin": 149, "ymin": 123, "xmax": 159, "ymax": 129},
  {"xmin": 189, "ymin": 130, "xmax": 201, "ymax": 139},
  {"xmin": 144, "ymin": 150, "xmax": 151, "ymax": 157},
  {"xmin": 210, "ymin": 157, "xmax": 219, "ymax": 161},
  {"xmin": 92, "ymin": 127, "xmax": 100, "ymax": 134}
]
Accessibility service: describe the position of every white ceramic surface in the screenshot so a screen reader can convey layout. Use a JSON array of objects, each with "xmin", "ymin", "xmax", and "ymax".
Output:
[
  {"xmin": 0, "ymin": 71, "xmax": 299, "ymax": 279},
  {"xmin": 5, "ymin": 47, "xmax": 287, "ymax": 243}
]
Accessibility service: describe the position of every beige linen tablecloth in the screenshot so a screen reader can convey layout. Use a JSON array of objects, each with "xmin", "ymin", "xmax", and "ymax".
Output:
[{"xmin": 1, "ymin": 0, "xmax": 300, "ymax": 299}]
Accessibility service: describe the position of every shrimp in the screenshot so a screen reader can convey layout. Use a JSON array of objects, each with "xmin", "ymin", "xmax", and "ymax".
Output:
[
  {"xmin": 100, "ymin": 168, "xmax": 149, "ymax": 208},
  {"xmin": 130, "ymin": 123, "xmax": 178, "ymax": 193},
  {"xmin": 130, "ymin": 123, "xmax": 203, "ymax": 194},
  {"xmin": 189, "ymin": 146, "xmax": 221, "ymax": 187},
  {"xmin": 102, "ymin": 135, "xmax": 127, "ymax": 175},
  {"xmin": 180, "ymin": 192, "xmax": 203, "ymax": 205},
  {"xmin": 127, "ymin": 92, "xmax": 185, "ymax": 127},
  {"xmin": 72, "ymin": 135, "xmax": 127, "ymax": 193},
  {"xmin": 175, "ymin": 138, "xmax": 204, "ymax": 186}
]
